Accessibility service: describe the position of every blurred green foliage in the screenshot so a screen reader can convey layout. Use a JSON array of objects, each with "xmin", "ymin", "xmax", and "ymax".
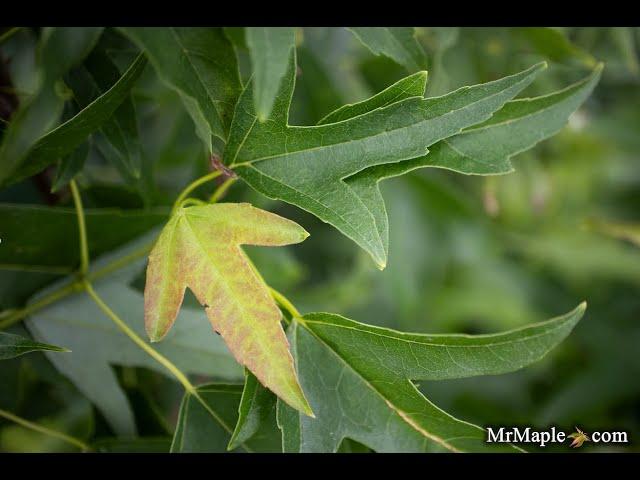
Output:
[{"xmin": 0, "ymin": 27, "xmax": 638, "ymax": 452}]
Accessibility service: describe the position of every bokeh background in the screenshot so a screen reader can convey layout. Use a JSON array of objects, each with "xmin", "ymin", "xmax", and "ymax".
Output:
[{"xmin": 1, "ymin": 27, "xmax": 639, "ymax": 452}]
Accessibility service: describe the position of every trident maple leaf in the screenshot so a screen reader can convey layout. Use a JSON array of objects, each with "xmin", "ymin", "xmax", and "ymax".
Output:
[{"xmin": 144, "ymin": 202, "xmax": 313, "ymax": 416}]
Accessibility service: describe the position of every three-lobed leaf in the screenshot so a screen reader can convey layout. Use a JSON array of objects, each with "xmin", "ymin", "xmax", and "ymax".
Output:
[
  {"xmin": 225, "ymin": 52, "xmax": 545, "ymax": 268},
  {"xmin": 275, "ymin": 304, "xmax": 586, "ymax": 452},
  {"xmin": 144, "ymin": 203, "xmax": 312, "ymax": 416},
  {"xmin": 26, "ymin": 235, "xmax": 242, "ymax": 435}
]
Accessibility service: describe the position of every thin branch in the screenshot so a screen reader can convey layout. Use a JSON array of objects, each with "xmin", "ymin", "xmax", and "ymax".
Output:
[
  {"xmin": 0, "ymin": 27, "xmax": 21, "ymax": 45},
  {"xmin": 209, "ymin": 178, "xmax": 236, "ymax": 203},
  {"xmin": 69, "ymin": 180, "xmax": 89, "ymax": 276},
  {"xmin": 270, "ymin": 287, "xmax": 303, "ymax": 320},
  {"xmin": 83, "ymin": 280, "xmax": 196, "ymax": 396},
  {"xmin": 0, "ymin": 408, "xmax": 92, "ymax": 451},
  {"xmin": 172, "ymin": 170, "xmax": 222, "ymax": 214}
]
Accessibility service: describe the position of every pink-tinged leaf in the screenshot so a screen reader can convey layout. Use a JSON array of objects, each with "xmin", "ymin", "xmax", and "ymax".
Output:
[{"xmin": 144, "ymin": 203, "xmax": 312, "ymax": 416}]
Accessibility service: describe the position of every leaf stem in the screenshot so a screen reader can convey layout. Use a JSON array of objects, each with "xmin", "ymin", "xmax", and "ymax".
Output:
[
  {"xmin": 0, "ymin": 168, "xmax": 242, "ymax": 330},
  {"xmin": 172, "ymin": 170, "xmax": 222, "ymax": 214},
  {"xmin": 84, "ymin": 283, "xmax": 245, "ymax": 448},
  {"xmin": 0, "ymin": 408, "xmax": 92, "ymax": 452},
  {"xmin": 82, "ymin": 280, "xmax": 197, "ymax": 395},
  {"xmin": 209, "ymin": 177, "xmax": 236, "ymax": 203},
  {"xmin": 0, "ymin": 282, "xmax": 80, "ymax": 330},
  {"xmin": 269, "ymin": 287, "xmax": 303, "ymax": 320},
  {"xmin": 69, "ymin": 180, "xmax": 89, "ymax": 276}
]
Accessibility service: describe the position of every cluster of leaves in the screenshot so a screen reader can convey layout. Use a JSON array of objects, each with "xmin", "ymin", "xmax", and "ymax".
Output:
[{"xmin": 1, "ymin": 27, "xmax": 636, "ymax": 453}]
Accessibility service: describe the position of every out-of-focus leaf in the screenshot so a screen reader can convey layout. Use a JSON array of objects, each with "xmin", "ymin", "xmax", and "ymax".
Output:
[
  {"xmin": 0, "ymin": 398, "xmax": 93, "ymax": 453},
  {"xmin": 171, "ymin": 383, "xmax": 281, "ymax": 452},
  {"xmin": 26, "ymin": 234, "xmax": 242, "ymax": 435},
  {"xmin": 244, "ymin": 246, "xmax": 305, "ymax": 292},
  {"xmin": 144, "ymin": 203, "xmax": 312, "ymax": 416},
  {"xmin": 227, "ymin": 53, "xmax": 543, "ymax": 268},
  {"xmin": 224, "ymin": 27, "xmax": 247, "ymax": 50},
  {"xmin": 50, "ymin": 142, "xmax": 89, "ymax": 193},
  {"xmin": 0, "ymin": 203, "xmax": 167, "ymax": 273},
  {"xmin": 66, "ymin": 43, "xmax": 143, "ymax": 184},
  {"xmin": 509, "ymin": 228, "xmax": 640, "ymax": 286},
  {"xmin": 0, "ymin": 331, "xmax": 68, "ymax": 359},
  {"xmin": 424, "ymin": 27, "xmax": 460, "ymax": 96},
  {"xmin": 1, "ymin": 54, "xmax": 146, "ymax": 187},
  {"xmin": 246, "ymin": 27, "xmax": 296, "ymax": 122},
  {"xmin": 277, "ymin": 304, "xmax": 584, "ymax": 452},
  {"xmin": 349, "ymin": 27, "xmax": 427, "ymax": 72},
  {"xmin": 516, "ymin": 27, "xmax": 597, "ymax": 67},
  {"xmin": 585, "ymin": 218, "xmax": 640, "ymax": 248},
  {"xmin": 121, "ymin": 28, "xmax": 241, "ymax": 150},
  {"xmin": 92, "ymin": 437, "xmax": 171, "ymax": 452},
  {"xmin": 610, "ymin": 28, "xmax": 640, "ymax": 76},
  {"xmin": 0, "ymin": 27, "xmax": 104, "ymax": 187}
]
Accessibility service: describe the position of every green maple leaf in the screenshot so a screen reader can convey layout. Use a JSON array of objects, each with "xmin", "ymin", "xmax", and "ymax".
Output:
[
  {"xmin": 280, "ymin": 304, "xmax": 586, "ymax": 452},
  {"xmin": 144, "ymin": 203, "xmax": 313, "ymax": 416},
  {"xmin": 225, "ymin": 51, "xmax": 545, "ymax": 268},
  {"xmin": 187, "ymin": 303, "xmax": 586, "ymax": 452},
  {"xmin": 336, "ymin": 64, "xmax": 603, "ymax": 259}
]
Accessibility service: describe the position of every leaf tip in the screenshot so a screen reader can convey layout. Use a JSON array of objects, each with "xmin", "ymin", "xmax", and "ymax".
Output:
[
  {"xmin": 146, "ymin": 329, "xmax": 165, "ymax": 343},
  {"xmin": 301, "ymin": 403, "xmax": 315, "ymax": 419},
  {"xmin": 226, "ymin": 437, "xmax": 240, "ymax": 451},
  {"xmin": 374, "ymin": 258, "xmax": 387, "ymax": 271}
]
